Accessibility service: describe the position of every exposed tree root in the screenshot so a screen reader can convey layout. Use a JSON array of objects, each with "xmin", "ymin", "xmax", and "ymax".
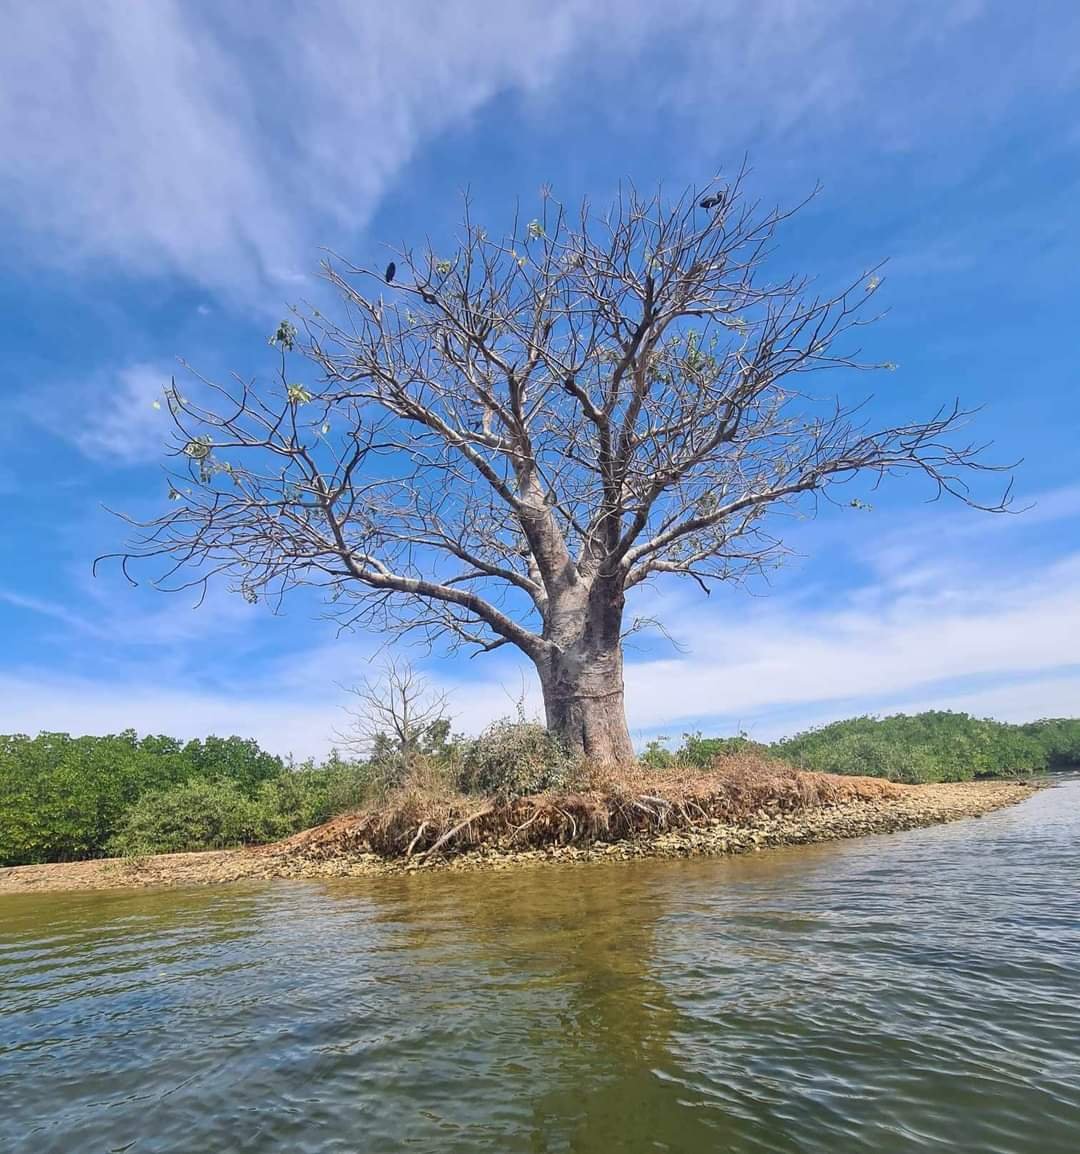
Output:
[{"xmin": 260, "ymin": 756, "xmax": 905, "ymax": 864}]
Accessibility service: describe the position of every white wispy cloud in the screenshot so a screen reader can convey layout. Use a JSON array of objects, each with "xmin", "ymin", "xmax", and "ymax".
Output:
[
  {"xmin": 3, "ymin": 1, "xmax": 1067, "ymax": 301},
  {"xmin": 2, "ymin": 1, "xmax": 626, "ymax": 299},
  {"xmin": 621, "ymin": 554, "xmax": 1080, "ymax": 738},
  {"xmin": 19, "ymin": 362, "xmax": 175, "ymax": 466},
  {"xmin": 0, "ymin": 663, "xmax": 542, "ymax": 762},
  {"xmin": 0, "ymin": 575, "xmax": 260, "ymax": 650},
  {"xmin": 0, "ymin": 591, "xmax": 109, "ymax": 639},
  {"xmin": 3, "ymin": 492, "xmax": 1079, "ymax": 757},
  {"xmin": 618, "ymin": 488, "xmax": 1080, "ymax": 734},
  {"xmin": 72, "ymin": 364, "xmax": 174, "ymax": 465}
]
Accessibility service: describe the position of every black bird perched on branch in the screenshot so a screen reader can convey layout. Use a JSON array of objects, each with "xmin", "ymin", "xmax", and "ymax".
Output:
[
  {"xmin": 699, "ymin": 194, "xmax": 724, "ymax": 211},
  {"xmin": 384, "ymin": 261, "xmax": 396, "ymax": 284}
]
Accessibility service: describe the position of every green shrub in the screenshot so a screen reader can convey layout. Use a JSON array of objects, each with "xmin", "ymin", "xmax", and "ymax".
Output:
[
  {"xmin": 1020, "ymin": 718, "xmax": 1080, "ymax": 768},
  {"xmin": 781, "ymin": 730, "xmax": 944, "ymax": 783},
  {"xmin": 95, "ymin": 755, "xmax": 375, "ymax": 857},
  {"xmin": 640, "ymin": 738, "xmax": 676, "ymax": 769},
  {"xmin": 107, "ymin": 778, "xmax": 262, "ymax": 856},
  {"xmin": 0, "ymin": 732, "xmax": 179, "ymax": 864},
  {"xmin": 364, "ymin": 719, "xmax": 463, "ymax": 791},
  {"xmin": 253, "ymin": 756, "xmax": 375, "ymax": 840},
  {"xmin": 457, "ymin": 718, "xmax": 577, "ymax": 797},
  {"xmin": 3, "ymin": 710, "xmax": 1075, "ymax": 865},
  {"xmin": 322, "ymin": 758, "xmax": 377, "ymax": 813},
  {"xmin": 772, "ymin": 711, "xmax": 1049, "ymax": 782},
  {"xmin": 252, "ymin": 773, "xmax": 327, "ymax": 842},
  {"xmin": 678, "ymin": 731, "xmax": 769, "ymax": 768},
  {"xmin": 0, "ymin": 730, "xmax": 285, "ymax": 865},
  {"xmin": 175, "ymin": 735, "xmax": 284, "ymax": 793}
]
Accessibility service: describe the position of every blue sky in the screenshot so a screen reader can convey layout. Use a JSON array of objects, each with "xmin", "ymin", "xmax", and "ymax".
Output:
[{"xmin": 1, "ymin": 1, "xmax": 1079, "ymax": 758}]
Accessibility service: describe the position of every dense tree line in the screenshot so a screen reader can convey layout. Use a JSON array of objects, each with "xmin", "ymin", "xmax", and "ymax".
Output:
[
  {"xmin": 650, "ymin": 712, "xmax": 1080, "ymax": 783},
  {"xmin": 0, "ymin": 731, "xmax": 369, "ymax": 865},
  {"xmin": 772, "ymin": 712, "xmax": 1080, "ymax": 782},
  {"xmin": 3, "ymin": 712, "xmax": 1077, "ymax": 866},
  {"xmin": 0, "ymin": 718, "xmax": 570, "ymax": 866}
]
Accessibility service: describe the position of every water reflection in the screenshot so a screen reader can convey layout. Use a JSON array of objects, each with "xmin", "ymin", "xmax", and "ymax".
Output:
[{"xmin": 378, "ymin": 868, "xmax": 723, "ymax": 1151}]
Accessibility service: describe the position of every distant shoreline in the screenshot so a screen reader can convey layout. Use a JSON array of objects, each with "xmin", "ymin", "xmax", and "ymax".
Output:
[{"xmin": 0, "ymin": 779, "xmax": 1040, "ymax": 895}]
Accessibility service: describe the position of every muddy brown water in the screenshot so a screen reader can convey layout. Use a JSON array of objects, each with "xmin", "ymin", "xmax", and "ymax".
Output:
[{"xmin": 1, "ymin": 779, "xmax": 1078, "ymax": 1153}]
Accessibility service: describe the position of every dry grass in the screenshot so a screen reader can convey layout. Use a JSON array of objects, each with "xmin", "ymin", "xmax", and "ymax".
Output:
[{"xmin": 262, "ymin": 753, "xmax": 904, "ymax": 864}]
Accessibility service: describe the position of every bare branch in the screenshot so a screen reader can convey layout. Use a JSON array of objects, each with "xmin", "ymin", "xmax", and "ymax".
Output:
[
  {"xmin": 336, "ymin": 659, "xmax": 451, "ymax": 782},
  {"xmin": 100, "ymin": 171, "xmax": 1012, "ymax": 761}
]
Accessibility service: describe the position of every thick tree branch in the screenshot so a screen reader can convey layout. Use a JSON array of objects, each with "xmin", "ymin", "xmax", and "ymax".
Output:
[{"xmin": 102, "ymin": 172, "xmax": 1011, "ymax": 697}]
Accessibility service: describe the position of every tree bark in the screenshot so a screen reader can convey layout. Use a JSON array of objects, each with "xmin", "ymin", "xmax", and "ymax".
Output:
[{"xmin": 536, "ymin": 585, "xmax": 636, "ymax": 764}]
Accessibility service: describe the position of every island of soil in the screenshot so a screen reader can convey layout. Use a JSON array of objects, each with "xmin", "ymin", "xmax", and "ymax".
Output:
[{"xmin": 0, "ymin": 773, "xmax": 1039, "ymax": 895}]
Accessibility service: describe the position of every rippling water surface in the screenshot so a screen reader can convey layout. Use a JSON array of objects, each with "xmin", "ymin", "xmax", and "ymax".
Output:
[{"xmin": 2, "ymin": 780, "xmax": 1079, "ymax": 1153}]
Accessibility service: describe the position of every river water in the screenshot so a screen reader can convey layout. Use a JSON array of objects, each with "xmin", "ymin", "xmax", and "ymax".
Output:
[{"xmin": 2, "ymin": 780, "xmax": 1078, "ymax": 1153}]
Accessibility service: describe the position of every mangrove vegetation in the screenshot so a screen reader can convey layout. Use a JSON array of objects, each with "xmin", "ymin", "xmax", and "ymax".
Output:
[{"xmin": 2, "ymin": 711, "xmax": 1076, "ymax": 867}]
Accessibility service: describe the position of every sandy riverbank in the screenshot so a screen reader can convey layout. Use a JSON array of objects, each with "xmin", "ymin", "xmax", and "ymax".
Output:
[{"xmin": 0, "ymin": 779, "xmax": 1039, "ymax": 895}]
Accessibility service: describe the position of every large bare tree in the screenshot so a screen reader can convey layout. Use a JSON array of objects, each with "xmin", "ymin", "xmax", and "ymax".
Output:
[{"xmin": 104, "ymin": 173, "xmax": 1008, "ymax": 763}]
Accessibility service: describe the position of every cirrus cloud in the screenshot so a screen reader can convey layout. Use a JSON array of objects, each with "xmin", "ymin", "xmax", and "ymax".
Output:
[{"xmin": 3, "ymin": 1, "xmax": 1072, "ymax": 301}]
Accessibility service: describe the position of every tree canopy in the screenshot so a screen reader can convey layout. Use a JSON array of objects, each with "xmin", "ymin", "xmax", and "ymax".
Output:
[{"xmin": 101, "ymin": 172, "xmax": 1010, "ymax": 760}]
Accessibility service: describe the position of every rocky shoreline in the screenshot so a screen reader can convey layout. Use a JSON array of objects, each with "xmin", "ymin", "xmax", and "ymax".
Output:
[{"xmin": 0, "ymin": 779, "xmax": 1040, "ymax": 895}]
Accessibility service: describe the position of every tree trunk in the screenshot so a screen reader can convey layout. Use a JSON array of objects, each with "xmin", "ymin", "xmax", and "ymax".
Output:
[{"xmin": 537, "ymin": 639, "xmax": 636, "ymax": 765}]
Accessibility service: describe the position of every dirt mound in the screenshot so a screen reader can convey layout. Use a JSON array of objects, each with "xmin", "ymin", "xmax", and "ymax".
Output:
[{"xmin": 260, "ymin": 758, "xmax": 905, "ymax": 864}]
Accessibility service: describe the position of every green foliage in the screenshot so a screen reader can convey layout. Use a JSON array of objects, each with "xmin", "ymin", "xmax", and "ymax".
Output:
[
  {"xmin": 3, "ymin": 731, "xmax": 182, "ymax": 864},
  {"xmin": 0, "ymin": 730, "xmax": 285, "ymax": 865},
  {"xmin": 5, "ymin": 711, "xmax": 1078, "ymax": 863},
  {"xmin": 1019, "ymin": 718, "xmax": 1080, "ymax": 769},
  {"xmin": 772, "ymin": 711, "xmax": 1060, "ymax": 783},
  {"xmin": 268, "ymin": 319, "xmax": 297, "ymax": 350},
  {"xmin": 640, "ymin": 732, "xmax": 768, "ymax": 768},
  {"xmin": 368, "ymin": 719, "xmax": 462, "ymax": 791},
  {"xmin": 106, "ymin": 778, "xmax": 262, "ymax": 856},
  {"xmin": 640, "ymin": 738, "xmax": 676, "ymax": 769},
  {"xmin": 640, "ymin": 712, "xmax": 1080, "ymax": 784},
  {"xmin": 0, "ymin": 728, "xmax": 381, "ymax": 864},
  {"xmin": 176, "ymin": 735, "xmax": 284, "ymax": 793},
  {"xmin": 416, "ymin": 718, "xmax": 458, "ymax": 762},
  {"xmin": 775, "ymin": 729, "xmax": 943, "ymax": 784},
  {"xmin": 251, "ymin": 755, "xmax": 375, "ymax": 842},
  {"xmin": 678, "ymin": 731, "xmax": 769, "ymax": 768},
  {"xmin": 457, "ymin": 718, "xmax": 577, "ymax": 798}
]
